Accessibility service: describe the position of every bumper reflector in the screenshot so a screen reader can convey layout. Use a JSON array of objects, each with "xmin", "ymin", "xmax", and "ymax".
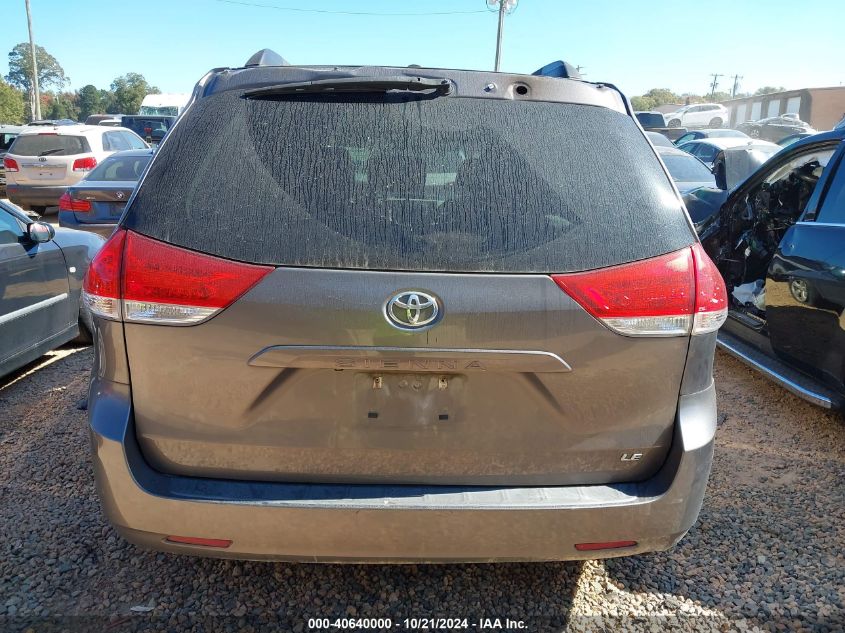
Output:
[
  {"xmin": 165, "ymin": 535, "xmax": 232, "ymax": 549},
  {"xmin": 574, "ymin": 540, "xmax": 637, "ymax": 552}
]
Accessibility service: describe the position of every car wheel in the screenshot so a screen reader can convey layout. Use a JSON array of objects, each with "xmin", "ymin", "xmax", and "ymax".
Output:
[
  {"xmin": 789, "ymin": 279, "xmax": 817, "ymax": 305},
  {"xmin": 72, "ymin": 302, "xmax": 94, "ymax": 345},
  {"xmin": 668, "ymin": 119, "xmax": 681, "ymax": 128},
  {"xmin": 748, "ymin": 128, "xmax": 761, "ymax": 139},
  {"xmin": 709, "ymin": 118, "xmax": 722, "ymax": 128}
]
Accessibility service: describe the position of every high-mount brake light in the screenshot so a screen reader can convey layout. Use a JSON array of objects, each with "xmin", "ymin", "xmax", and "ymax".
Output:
[
  {"xmin": 552, "ymin": 244, "xmax": 727, "ymax": 337},
  {"xmin": 82, "ymin": 230, "xmax": 274, "ymax": 325}
]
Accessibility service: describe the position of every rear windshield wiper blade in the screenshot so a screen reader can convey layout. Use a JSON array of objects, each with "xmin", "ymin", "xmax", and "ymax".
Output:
[
  {"xmin": 38, "ymin": 148, "xmax": 65, "ymax": 156},
  {"xmin": 244, "ymin": 76, "xmax": 453, "ymax": 98}
]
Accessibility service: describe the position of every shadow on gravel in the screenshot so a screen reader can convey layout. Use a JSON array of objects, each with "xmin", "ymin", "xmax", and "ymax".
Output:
[{"xmin": 0, "ymin": 342, "xmax": 90, "ymax": 393}]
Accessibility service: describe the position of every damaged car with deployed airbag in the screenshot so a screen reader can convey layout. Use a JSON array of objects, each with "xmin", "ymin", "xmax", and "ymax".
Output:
[{"xmin": 696, "ymin": 129, "xmax": 845, "ymax": 409}]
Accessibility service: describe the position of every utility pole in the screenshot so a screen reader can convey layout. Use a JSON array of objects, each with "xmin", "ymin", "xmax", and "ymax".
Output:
[
  {"xmin": 488, "ymin": 0, "xmax": 518, "ymax": 72},
  {"xmin": 731, "ymin": 74, "xmax": 743, "ymax": 98},
  {"xmin": 25, "ymin": 0, "xmax": 41, "ymax": 121},
  {"xmin": 576, "ymin": 65, "xmax": 586, "ymax": 77},
  {"xmin": 709, "ymin": 73, "xmax": 724, "ymax": 100}
]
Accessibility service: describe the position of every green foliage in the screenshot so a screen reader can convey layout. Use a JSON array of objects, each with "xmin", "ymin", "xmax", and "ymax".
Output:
[
  {"xmin": 44, "ymin": 91, "xmax": 79, "ymax": 121},
  {"xmin": 630, "ymin": 88, "xmax": 681, "ymax": 111},
  {"xmin": 754, "ymin": 86, "xmax": 786, "ymax": 96},
  {"xmin": 110, "ymin": 73, "xmax": 160, "ymax": 115},
  {"xmin": 77, "ymin": 85, "xmax": 103, "ymax": 121},
  {"xmin": 6, "ymin": 43, "xmax": 68, "ymax": 93},
  {"xmin": 0, "ymin": 80, "xmax": 25, "ymax": 124}
]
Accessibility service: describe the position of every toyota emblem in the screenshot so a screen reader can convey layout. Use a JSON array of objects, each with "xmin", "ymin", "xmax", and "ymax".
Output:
[{"xmin": 385, "ymin": 291, "xmax": 440, "ymax": 330}]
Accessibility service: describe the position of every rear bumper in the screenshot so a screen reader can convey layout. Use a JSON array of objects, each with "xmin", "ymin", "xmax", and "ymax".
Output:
[
  {"xmin": 7, "ymin": 184, "xmax": 67, "ymax": 208},
  {"xmin": 58, "ymin": 211, "xmax": 117, "ymax": 238},
  {"xmin": 89, "ymin": 379, "xmax": 717, "ymax": 563}
]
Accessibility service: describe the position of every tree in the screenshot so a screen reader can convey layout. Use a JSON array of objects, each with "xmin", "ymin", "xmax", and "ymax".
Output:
[
  {"xmin": 77, "ymin": 84, "xmax": 103, "ymax": 121},
  {"xmin": 110, "ymin": 73, "xmax": 159, "ymax": 115},
  {"xmin": 754, "ymin": 86, "xmax": 786, "ymax": 96},
  {"xmin": 44, "ymin": 91, "xmax": 79, "ymax": 121},
  {"xmin": 0, "ymin": 80, "xmax": 25, "ymax": 124},
  {"xmin": 630, "ymin": 88, "xmax": 681, "ymax": 111},
  {"xmin": 6, "ymin": 43, "xmax": 68, "ymax": 120}
]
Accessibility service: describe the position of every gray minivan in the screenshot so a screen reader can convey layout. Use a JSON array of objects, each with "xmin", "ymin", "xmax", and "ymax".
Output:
[{"xmin": 82, "ymin": 52, "xmax": 727, "ymax": 562}]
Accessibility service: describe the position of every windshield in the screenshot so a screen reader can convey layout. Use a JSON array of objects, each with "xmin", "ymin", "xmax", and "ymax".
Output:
[
  {"xmin": 138, "ymin": 106, "xmax": 179, "ymax": 116},
  {"xmin": 126, "ymin": 91, "xmax": 693, "ymax": 273},
  {"xmin": 84, "ymin": 154, "xmax": 151, "ymax": 181},
  {"xmin": 662, "ymin": 154, "xmax": 716, "ymax": 183},
  {"xmin": 8, "ymin": 134, "xmax": 88, "ymax": 156}
]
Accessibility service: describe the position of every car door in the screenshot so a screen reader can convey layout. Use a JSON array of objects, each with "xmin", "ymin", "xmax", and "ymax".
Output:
[
  {"xmin": 0, "ymin": 206, "xmax": 73, "ymax": 368},
  {"xmin": 766, "ymin": 142, "xmax": 845, "ymax": 391}
]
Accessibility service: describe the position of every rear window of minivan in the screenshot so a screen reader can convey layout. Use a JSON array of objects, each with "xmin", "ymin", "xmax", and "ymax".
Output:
[
  {"xmin": 125, "ymin": 90, "xmax": 695, "ymax": 273},
  {"xmin": 9, "ymin": 134, "xmax": 89, "ymax": 157}
]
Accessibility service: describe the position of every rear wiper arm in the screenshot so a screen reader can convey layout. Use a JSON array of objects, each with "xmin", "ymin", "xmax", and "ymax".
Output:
[
  {"xmin": 38, "ymin": 148, "xmax": 65, "ymax": 156},
  {"xmin": 244, "ymin": 76, "xmax": 453, "ymax": 98}
]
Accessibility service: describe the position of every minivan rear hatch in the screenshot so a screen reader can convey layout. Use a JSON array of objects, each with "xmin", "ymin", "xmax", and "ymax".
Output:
[{"xmin": 120, "ymin": 78, "xmax": 697, "ymax": 486}]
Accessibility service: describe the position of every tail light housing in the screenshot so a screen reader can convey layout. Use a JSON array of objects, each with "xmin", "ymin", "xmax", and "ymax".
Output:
[
  {"xmin": 3, "ymin": 157, "xmax": 19, "ymax": 172},
  {"xmin": 553, "ymin": 243, "xmax": 726, "ymax": 337},
  {"xmin": 83, "ymin": 230, "xmax": 274, "ymax": 325},
  {"xmin": 58, "ymin": 192, "xmax": 92, "ymax": 212},
  {"xmin": 72, "ymin": 156, "xmax": 97, "ymax": 172}
]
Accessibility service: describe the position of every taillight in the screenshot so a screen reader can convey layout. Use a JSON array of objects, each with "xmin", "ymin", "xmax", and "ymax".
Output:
[
  {"xmin": 3, "ymin": 157, "xmax": 19, "ymax": 172},
  {"xmin": 552, "ymin": 244, "xmax": 727, "ymax": 337},
  {"xmin": 72, "ymin": 156, "xmax": 97, "ymax": 172},
  {"xmin": 82, "ymin": 230, "xmax": 274, "ymax": 325},
  {"xmin": 58, "ymin": 192, "xmax": 92, "ymax": 212}
]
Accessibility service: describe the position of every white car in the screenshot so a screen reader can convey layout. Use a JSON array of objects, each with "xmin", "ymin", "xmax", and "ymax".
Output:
[
  {"xmin": 3, "ymin": 124, "xmax": 148, "ymax": 212},
  {"xmin": 665, "ymin": 103, "xmax": 730, "ymax": 129}
]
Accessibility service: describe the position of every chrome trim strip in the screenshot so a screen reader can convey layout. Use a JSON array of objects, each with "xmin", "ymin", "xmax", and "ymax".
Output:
[
  {"xmin": 717, "ymin": 336, "xmax": 832, "ymax": 408},
  {"xmin": 249, "ymin": 345, "xmax": 572, "ymax": 373},
  {"xmin": 0, "ymin": 293, "xmax": 68, "ymax": 327}
]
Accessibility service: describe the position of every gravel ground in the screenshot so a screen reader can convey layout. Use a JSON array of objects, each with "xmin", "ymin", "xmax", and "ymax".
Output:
[{"xmin": 0, "ymin": 346, "xmax": 842, "ymax": 632}]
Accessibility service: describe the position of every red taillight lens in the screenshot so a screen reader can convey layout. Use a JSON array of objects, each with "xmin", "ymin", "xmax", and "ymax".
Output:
[
  {"xmin": 553, "ymin": 248, "xmax": 695, "ymax": 337},
  {"xmin": 165, "ymin": 535, "xmax": 232, "ymax": 549},
  {"xmin": 72, "ymin": 156, "xmax": 97, "ymax": 172},
  {"xmin": 82, "ymin": 230, "xmax": 274, "ymax": 324},
  {"xmin": 575, "ymin": 540, "xmax": 638, "ymax": 552},
  {"xmin": 3, "ymin": 157, "xmax": 19, "ymax": 172},
  {"xmin": 58, "ymin": 192, "xmax": 92, "ymax": 212},
  {"xmin": 552, "ymin": 245, "xmax": 727, "ymax": 337},
  {"xmin": 82, "ymin": 229, "xmax": 126, "ymax": 320}
]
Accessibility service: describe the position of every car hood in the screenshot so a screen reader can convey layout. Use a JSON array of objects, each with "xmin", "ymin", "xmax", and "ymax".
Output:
[{"xmin": 682, "ymin": 186, "xmax": 729, "ymax": 232}]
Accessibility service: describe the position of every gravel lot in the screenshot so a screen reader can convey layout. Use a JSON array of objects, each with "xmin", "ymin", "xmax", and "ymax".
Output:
[{"xmin": 0, "ymin": 346, "xmax": 842, "ymax": 632}]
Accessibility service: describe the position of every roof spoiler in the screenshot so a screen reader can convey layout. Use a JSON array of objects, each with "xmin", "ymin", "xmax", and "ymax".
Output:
[
  {"xmin": 532, "ymin": 60, "xmax": 581, "ymax": 80},
  {"xmin": 245, "ymin": 49, "xmax": 290, "ymax": 68}
]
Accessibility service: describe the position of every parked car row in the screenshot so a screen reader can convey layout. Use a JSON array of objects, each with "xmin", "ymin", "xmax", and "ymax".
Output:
[
  {"xmin": 2, "ymin": 123, "xmax": 149, "ymax": 213},
  {"xmin": 0, "ymin": 50, "xmax": 841, "ymax": 568}
]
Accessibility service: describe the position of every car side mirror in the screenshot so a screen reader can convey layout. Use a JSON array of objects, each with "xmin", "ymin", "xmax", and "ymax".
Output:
[{"xmin": 27, "ymin": 221, "xmax": 55, "ymax": 244}]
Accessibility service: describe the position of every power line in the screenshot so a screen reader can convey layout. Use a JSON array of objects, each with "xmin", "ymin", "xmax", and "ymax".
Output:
[{"xmin": 210, "ymin": 0, "xmax": 488, "ymax": 16}]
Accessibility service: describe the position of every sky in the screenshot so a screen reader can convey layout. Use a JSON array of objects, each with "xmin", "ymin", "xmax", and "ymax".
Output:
[{"xmin": 1, "ymin": 0, "xmax": 843, "ymax": 100}]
